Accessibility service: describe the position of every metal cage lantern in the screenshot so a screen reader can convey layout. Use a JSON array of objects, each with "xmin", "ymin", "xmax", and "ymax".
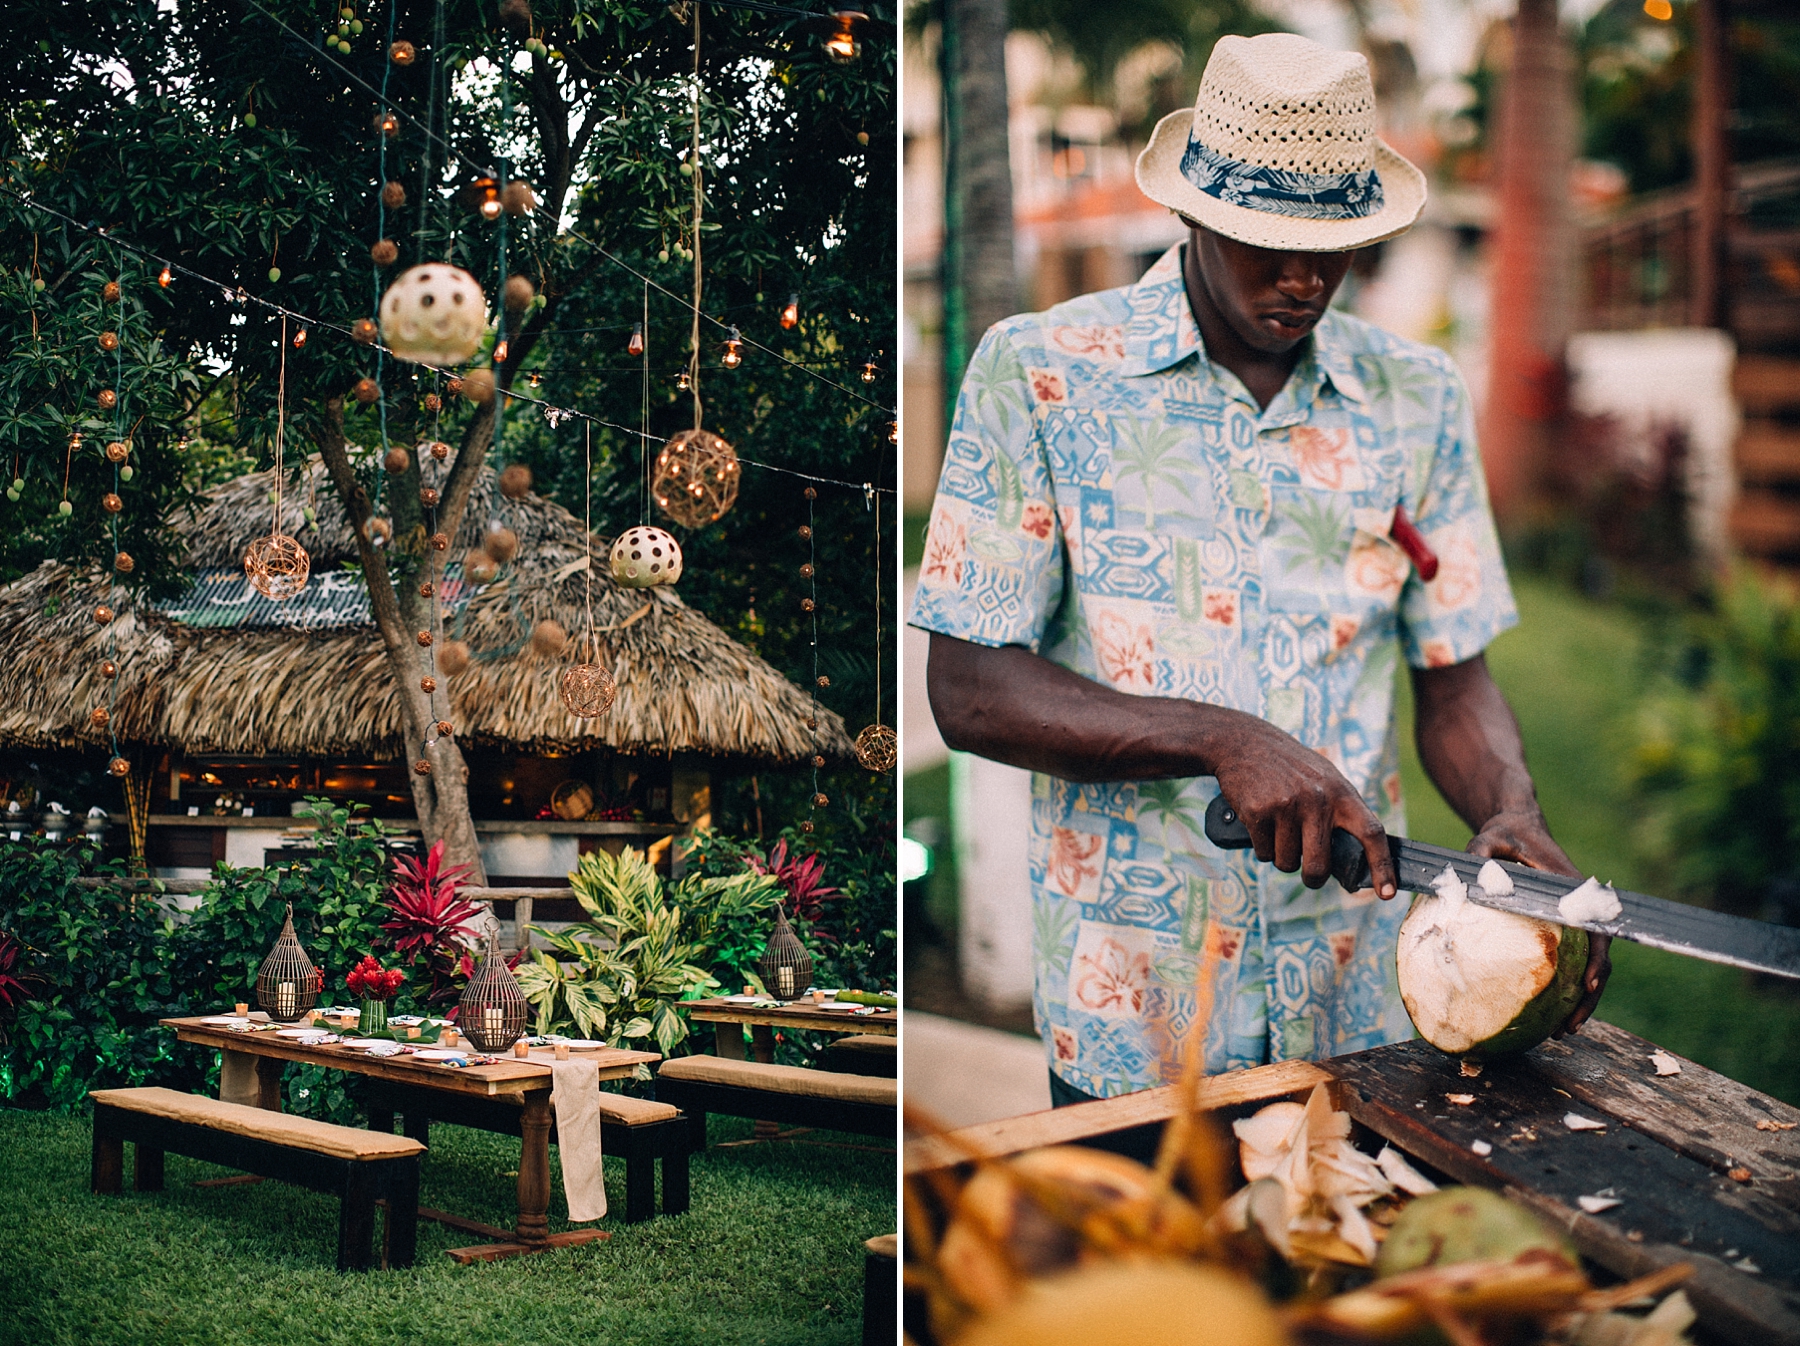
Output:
[
  {"xmin": 459, "ymin": 936, "xmax": 529, "ymax": 1052},
  {"xmin": 255, "ymin": 903, "xmax": 321, "ymax": 1023},
  {"xmin": 757, "ymin": 903, "xmax": 814, "ymax": 1001}
]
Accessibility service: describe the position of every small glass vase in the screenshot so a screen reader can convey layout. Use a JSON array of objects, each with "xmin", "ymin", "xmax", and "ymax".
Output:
[{"xmin": 359, "ymin": 998, "xmax": 390, "ymax": 1035}]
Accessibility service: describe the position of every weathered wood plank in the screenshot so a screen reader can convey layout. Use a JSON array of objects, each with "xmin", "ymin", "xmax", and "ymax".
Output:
[
  {"xmin": 902, "ymin": 1059, "xmax": 1329, "ymax": 1175},
  {"xmin": 1327, "ymin": 1033, "xmax": 1800, "ymax": 1346}
]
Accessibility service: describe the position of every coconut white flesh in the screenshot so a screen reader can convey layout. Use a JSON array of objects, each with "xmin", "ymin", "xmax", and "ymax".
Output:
[
  {"xmin": 1233, "ymin": 1101, "xmax": 1306, "ymax": 1181},
  {"xmin": 1476, "ymin": 859, "xmax": 1513, "ymax": 896},
  {"xmin": 1376, "ymin": 1145, "xmax": 1438, "ymax": 1196},
  {"xmin": 1398, "ymin": 891, "xmax": 1566, "ymax": 1055},
  {"xmin": 1559, "ymin": 876, "xmax": 1622, "ymax": 924}
]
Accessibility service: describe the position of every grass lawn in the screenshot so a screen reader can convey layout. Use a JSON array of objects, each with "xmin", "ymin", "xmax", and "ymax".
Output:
[
  {"xmin": 1396, "ymin": 572, "xmax": 1800, "ymax": 1105},
  {"xmin": 0, "ymin": 1110, "xmax": 893, "ymax": 1346}
]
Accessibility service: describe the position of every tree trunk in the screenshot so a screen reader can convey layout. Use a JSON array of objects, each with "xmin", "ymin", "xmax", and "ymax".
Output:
[
  {"xmin": 1481, "ymin": 0, "xmax": 1578, "ymax": 520},
  {"xmin": 941, "ymin": 0, "xmax": 1017, "ymax": 423},
  {"xmin": 1689, "ymin": 0, "xmax": 1730, "ymax": 330}
]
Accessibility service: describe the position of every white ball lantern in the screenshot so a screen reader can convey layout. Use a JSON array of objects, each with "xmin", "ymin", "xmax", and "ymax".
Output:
[
  {"xmin": 379, "ymin": 265, "xmax": 489, "ymax": 365},
  {"xmin": 609, "ymin": 526, "xmax": 683, "ymax": 588}
]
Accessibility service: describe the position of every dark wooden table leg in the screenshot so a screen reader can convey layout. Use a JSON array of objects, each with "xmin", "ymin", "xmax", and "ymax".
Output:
[
  {"xmin": 516, "ymin": 1092, "xmax": 552, "ymax": 1246},
  {"xmin": 714, "ymin": 1021, "xmax": 747, "ymax": 1059},
  {"xmin": 750, "ymin": 1025, "xmax": 776, "ymax": 1064},
  {"xmin": 135, "ymin": 1144, "xmax": 165, "ymax": 1192},
  {"xmin": 337, "ymin": 1164, "xmax": 377, "ymax": 1271},
  {"xmin": 92, "ymin": 1128, "xmax": 123, "ymax": 1195}
]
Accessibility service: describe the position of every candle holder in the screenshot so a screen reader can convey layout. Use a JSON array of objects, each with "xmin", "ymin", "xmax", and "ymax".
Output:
[
  {"xmin": 756, "ymin": 903, "xmax": 814, "ymax": 1002},
  {"xmin": 255, "ymin": 904, "xmax": 320, "ymax": 1023},
  {"xmin": 458, "ymin": 935, "xmax": 529, "ymax": 1052}
]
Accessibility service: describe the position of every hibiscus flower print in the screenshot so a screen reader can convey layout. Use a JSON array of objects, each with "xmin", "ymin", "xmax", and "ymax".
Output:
[
  {"xmin": 1288, "ymin": 426, "xmax": 1365, "ymax": 492},
  {"xmin": 1330, "ymin": 613, "xmax": 1361, "ymax": 654},
  {"xmin": 1201, "ymin": 588, "xmax": 1238, "ymax": 628},
  {"xmin": 1094, "ymin": 610, "xmax": 1156, "ymax": 690},
  {"xmin": 1051, "ymin": 1025, "xmax": 1079, "ymax": 1063},
  {"xmin": 1027, "ymin": 368, "xmax": 1066, "ymax": 403},
  {"xmin": 921, "ymin": 511, "xmax": 966, "ymax": 588},
  {"xmin": 1330, "ymin": 931, "xmax": 1358, "ymax": 966},
  {"xmin": 1048, "ymin": 826, "xmax": 1104, "ymax": 898},
  {"xmin": 1073, "ymin": 937, "xmax": 1151, "ymax": 1015},
  {"xmin": 1422, "ymin": 639, "xmax": 1456, "ymax": 668},
  {"xmin": 1020, "ymin": 500, "xmax": 1055, "ymax": 540},
  {"xmin": 1345, "ymin": 538, "xmax": 1408, "ymax": 602},
  {"xmin": 1425, "ymin": 526, "xmax": 1482, "ymax": 612},
  {"xmin": 1050, "ymin": 325, "xmax": 1126, "ymax": 360},
  {"xmin": 1205, "ymin": 925, "xmax": 1244, "ymax": 962}
]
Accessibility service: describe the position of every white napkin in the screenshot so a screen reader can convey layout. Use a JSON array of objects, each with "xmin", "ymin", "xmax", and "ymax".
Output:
[{"xmin": 550, "ymin": 1057, "xmax": 607, "ymax": 1222}]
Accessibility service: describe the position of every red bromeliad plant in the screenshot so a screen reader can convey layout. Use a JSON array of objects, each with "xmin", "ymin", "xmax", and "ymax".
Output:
[
  {"xmin": 382, "ymin": 840, "xmax": 484, "ymax": 1006},
  {"xmin": 746, "ymin": 840, "xmax": 840, "ymax": 929},
  {"xmin": 345, "ymin": 955, "xmax": 406, "ymax": 1002},
  {"xmin": 0, "ymin": 932, "xmax": 26, "ymax": 1017}
]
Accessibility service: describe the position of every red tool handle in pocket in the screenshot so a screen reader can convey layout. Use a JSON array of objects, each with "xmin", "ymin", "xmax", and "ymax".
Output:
[{"xmin": 1390, "ymin": 505, "xmax": 1438, "ymax": 582}]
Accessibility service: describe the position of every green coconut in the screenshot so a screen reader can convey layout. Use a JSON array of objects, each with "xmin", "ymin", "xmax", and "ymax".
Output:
[
  {"xmin": 1374, "ymin": 1187, "xmax": 1577, "ymax": 1277},
  {"xmin": 1396, "ymin": 869, "xmax": 1588, "ymax": 1059}
]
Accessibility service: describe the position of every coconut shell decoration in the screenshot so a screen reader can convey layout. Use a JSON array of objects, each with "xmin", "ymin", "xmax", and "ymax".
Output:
[
  {"xmin": 463, "ymin": 549, "xmax": 499, "ymax": 584},
  {"xmin": 459, "ymin": 369, "xmax": 495, "ymax": 404},
  {"xmin": 353, "ymin": 377, "xmax": 381, "ymax": 404},
  {"xmin": 437, "ymin": 640, "xmax": 472, "ymax": 677},
  {"xmin": 381, "ymin": 180, "xmax": 407, "ymax": 208},
  {"xmin": 483, "ymin": 525, "xmax": 519, "ymax": 562},
  {"xmin": 609, "ymin": 525, "xmax": 682, "ymax": 588},
  {"xmin": 498, "ymin": 464, "xmax": 531, "ymax": 498},
  {"xmin": 362, "ymin": 517, "xmax": 393, "ymax": 547},
  {"xmin": 502, "ymin": 275, "xmax": 535, "ymax": 312},
  {"xmin": 370, "ymin": 239, "xmax": 399, "ymax": 266},
  {"xmin": 501, "ymin": 180, "xmax": 537, "ymax": 216},
  {"xmin": 652, "ymin": 428, "xmax": 740, "ymax": 528},
  {"xmin": 243, "ymin": 533, "xmax": 311, "ymax": 601},
  {"xmin": 378, "ymin": 264, "xmax": 488, "ymax": 365},
  {"xmin": 384, "ymin": 446, "xmax": 411, "ymax": 474},
  {"xmin": 528, "ymin": 619, "xmax": 567, "ymax": 656}
]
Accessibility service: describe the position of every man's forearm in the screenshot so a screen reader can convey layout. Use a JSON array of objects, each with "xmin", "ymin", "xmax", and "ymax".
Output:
[
  {"xmin": 1410, "ymin": 655, "xmax": 1544, "ymax": 834},
  {"xmin": 926, "ymin": 633, "xmax": 1261, "ymax": 782}
]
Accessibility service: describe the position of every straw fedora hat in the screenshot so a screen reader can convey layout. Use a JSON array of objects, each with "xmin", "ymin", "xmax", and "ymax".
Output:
[{"xmin": 1135, "ymin": 33, "xmax": 1426, "ymax": 253}]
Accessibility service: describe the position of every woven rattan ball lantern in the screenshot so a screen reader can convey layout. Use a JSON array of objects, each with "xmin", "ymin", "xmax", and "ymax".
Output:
[
  {"xmin": 256, "ymin": 903, "xmax": 321, "ymax": 1023},
  {"xmin": 855, "ymin": 724, "xmax": 897, "ymax": 772},
  {"xmin": 757, "ymin": 904, "xmax": 814, "ymax": 1001},
  {"xmin": 244, "ymin": 533, "xmax": 311, "ymax": 601},
  {"xmin": 459, "ymin": 937, "xmax": 529, "ymax": 1052},
  {"xmin": 379, "ymin": 265, "xmax": 488, "ymax": 365},
  {"xmin": 609, "ymin": 526, "xmax": 682, "ymax": 588},
  {"xmin": 653, "ymin": 429, "xmax": 740, "ymax": 528},
  {"xmin": 108, "ymin": 756, "xmax": 130, "ymax": 778},
  {"xmin": 560, "ymin": 662, "xmax": 616, "ymax": 718}
]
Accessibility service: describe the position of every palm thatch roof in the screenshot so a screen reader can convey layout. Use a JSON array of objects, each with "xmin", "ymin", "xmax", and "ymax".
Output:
[{"xmin": 0, "ymin": 459, "xmax": 850, "ymax": 763}]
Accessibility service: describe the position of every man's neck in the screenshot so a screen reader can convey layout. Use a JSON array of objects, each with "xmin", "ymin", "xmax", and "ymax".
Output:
[{"xmin": 1181, "ymin": 241, "xmax": 1305, "ymax": 413}]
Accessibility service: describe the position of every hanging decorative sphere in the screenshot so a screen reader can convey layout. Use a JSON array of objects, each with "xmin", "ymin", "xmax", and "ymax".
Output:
[
  {"xmin": 244, "ymin": 533, "xmax": 311, "ymax": 601},
  {"xmin": 800, "ymin": 562, "xmax": 814, "ymax": 578},
  {"xmin": 502, "ymin": 275, "xmax": 535, "ymax": 312},
  {"xmin": 416, "ymin": 630, "xmax": 434, "ymax": 648},
  {"xmin": 423, "ymin": 393, "xmax": 442, "ymax": 413},
  {"xmin": 854, "ymin": 723, "xmax": 896, "ymax": 772},
  {"xmin": 609, "ymin": 526, "xmax": 682, "ymax": 588},
  {"xmin": 436, "ymin": 720, "xmax": 454, "ymax": 736},
  {"xmin": 652, "ymin": 428, "xmax": 740, "ymax": 529},
  {"xmin": 389, "ymin": 39, "xmax": 416, "ymax": 65},
  {"xmin": 463, "ymin": 549, "xmax": 499, "ymax": 584},
  {"xmin": 379, "ymin": 265, "xmax": 488, "ymax": 365},
  {"xmin": 108, "ymin": 756, "xmax": 131, "ymax": 778},
  {"xmin": 384, "ymin": 446, "xmax": 410, "ymax": 474},
  {"xmin": 352, "ymin": 318, "xmax": 379, "ymax": 345},
  {"xmin": 813, "ymin": 792, "xmax": 829, "ymax": 808},
  {"xmin": 97, "ymin": 389, "xmax": 117, "ymax": 411},
  {"xmin": 800, "ymin": 820, "xmax": 815, "ymax": 834},
  {"xmin": 419, "ymin": 581, "xmax": 435, "ymax": 599},
  {"xmin": 370, "ymin": 239, "xmax": 399, "ymax": 266},
  {"xmin": 413, "ymin": 759, "xmax": 432, "ymax": 775},
  {"xmin": 423, "ymin": 439, "xmax": 450, "ymax": 461},
  {"xmin": 114, "ymin": 551, "xmax": 134, "ymax": 573},
  {"xmin": 801, "ymin": 598, "xmax": 815, "ymax": 612},
  {"xmin": 98, "ymin": 331, "xmax": 119, "ymax": 352},
  {"xmin": 420, "ymin": 676, "xmax": 437, "ymax": 694},
  {"xmin": 528, "ymin": 619, "xmax": 566, "ymax": 656},
  {"xmin": 362, "ymin": 517, "xmax": 392, "ymax": 547},
  {"xmin": 419, "ymin": 486, "xmax": 440, "ymax": 508},
  {"xmin": 816, "ymin": 674, "xmax": 831, "ymax": 688},
  {"xmin": 94, "ymin": 605, "xmax": 114, "ymax": 625},
  {"xmin": 483, "ymin": 525, "xmax": 519, "ymax": 562},
  {"xmin": 90, "ymin": 706, "xmax": 110, "ymax": 729},
  {"xmin": 437, "ymin": 640, "xmax": 472, "ymax": 677},
  {"xmin": 812, "ymin": 754, "xmax": 826, "ymax": 768},
  {"xmin": 105, "ymin": 440, "xmax": 128, "ymax": 463},
  {"xmin": 102, "ymin": 493, "xmax": 123, "ymax": 513},
  {"xmin": 429, "ymin": 531, "xmax": 449, "ymax": 551},
  {"xmin": 381, "ymin": 179, "xmax": 407, "ymax": 208},
  {"xmin": 798, "ymin": 524, "xmax": 812, "ymax": 540},
  {"xmin": 353, "ymin": 377, "xmax": 381, "ymax": 404},
  {"xmin": 501, "ymin": 180, "xmax": 537, "ymax": 216},
  {"xmin": 560, "ymin": 663, "xmax": 617, "ymax": 718},
  {"xmin": 459, "ymin": 368, "xmax": 495, "ymax": 403},
  {"xmin": 499, "ymin": 464, "xmax": 532, "ymax": 498},
  {"xmin": 100, "ymin": 660, "xmax": 118, "ymax": 679},
  {"xmin": 102, "ymin": 280, "xmax": 121, "ymax": 303}
]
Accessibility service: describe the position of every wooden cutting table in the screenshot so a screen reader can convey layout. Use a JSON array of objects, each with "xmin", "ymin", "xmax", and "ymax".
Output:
[
  {"xmin": 905, "ymin": 1021, "xmax": 1800, "ymax": 1346},
  {"xmin": 683, "ymin": 995, "xmax": 898, "ymax": 1064},
  {"xmin": 162, "ymin": 1016, "xmax": 659, "ymax": 1262}
]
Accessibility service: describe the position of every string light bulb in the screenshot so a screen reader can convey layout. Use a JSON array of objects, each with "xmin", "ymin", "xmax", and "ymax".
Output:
[
  {"xmin": 293, "ymin": 327, "xmax": 308, "ymax": 349},
  {"xmin": 528, "ymin": 371, "xmax": 542, "ymax": 389},
  {"xmin": 158, "ymin": 266, "xmax": 172, "ymax": 288},
  {"xmin": 780, "ymin": 293, "xmax": 799, "ymax": 329},
  {"xmin": 823, "ymin": 10, "xmax": 865, "ymax": 63},
  {"xmin": 722, "ymin": 327, "xmax": 743, "ymax": 369},
  {"xmin": 1642, "ymin": 0, "xmax": 1672, "ymax": 16},
  {"xmin": 628, "ymin": 323, "xmax": 645, "ymax": 356},
  {"xmin": 861, "ymin": 359, "xmax": 878, "ymax": 384},
  {"xmin": 374, "ymin": 111, "xmax": 400, "ymax": 139},
  {"xmin": 493, "ymin": 340, "xmax": 509, "ymax": 364},
  {"xmin": 476, "ymin": 177, "xmax": 502, "ymax": 219},
  {"xmin": 676, "ymin": 370, "xmax": 690, "ymax": 392}
]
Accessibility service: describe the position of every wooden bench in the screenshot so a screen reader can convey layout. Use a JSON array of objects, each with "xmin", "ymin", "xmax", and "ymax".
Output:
[
  {"xmin": 654, "ymin": 1056, "xmax": 897, "ymax": 1147},
  {"xmin": 823, "ymin": 1034, "xmax": 897, "ymax": 1078},
  {"xmin": 363, "ymin": 1079, "xmax": 690, "ymax": 1223},
  {"xmin": 89, "ymin": 1087, "xmax": 423, "ymax": 1271},
  {"xmin": 863, "ymin": 1233, "xmax": 897, "ymax": 1346}
]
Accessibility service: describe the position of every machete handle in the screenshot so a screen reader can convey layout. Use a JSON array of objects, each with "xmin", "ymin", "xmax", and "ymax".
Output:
[{"xmin": 1202, "ymin": 792, "xmax": 1378, "ymax": 892}]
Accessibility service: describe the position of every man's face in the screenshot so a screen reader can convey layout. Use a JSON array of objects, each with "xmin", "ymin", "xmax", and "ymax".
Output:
[{"xmin": 1186, "ymin": 224, "xmax": 1356, "ymax": 354}]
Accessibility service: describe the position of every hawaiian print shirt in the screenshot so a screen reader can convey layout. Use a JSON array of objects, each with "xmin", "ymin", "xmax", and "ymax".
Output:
[{"xmin": 909, "ymin": 244, "xmax": 1517, "ymax": 1098}]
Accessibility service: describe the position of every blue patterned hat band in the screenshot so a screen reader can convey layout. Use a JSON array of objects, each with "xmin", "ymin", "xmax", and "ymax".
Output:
[{"xmin": 1179, "ymin": 136, "xmax": 1385, "ymax": 222}]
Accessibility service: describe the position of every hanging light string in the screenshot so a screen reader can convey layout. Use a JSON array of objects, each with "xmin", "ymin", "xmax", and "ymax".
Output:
[
  {"xmin": 0, "ymin": 186, "xmax": 895, "ymax": 497},
  {"xmin": 640, "ymin": 276, "xmax": 650, "ymax": 525},
  {"xmin": 807, "ymin": 486, "xmax": 819, "ymax": 829},
  {"xmin": 273, "ymin": 315, "xmax": 288, "ymax": 532},
  {"xmin": 373, "ymin": 0, "xmax": 400, "ymax": 515},
  {"xmin": 418, "ymin": 0, "xmax": 448, "ymax": 262},
  {"xmin": 104, "ymin": 270, "xmax": 127, "ymax": 767},
  {"xmin": 872, "ymin": 486, "xmax": 881, "ymax": 729},
  {"xmin": 584, "ymin": 421, "xmax": 595, "ymax": 661},
  {"xmin": 687, "ymin": 3, "xmax": 705, "ymax": 432},
  {"xmin": 238, "ymin": 0, "xmax": 893, "ymax": 414}
]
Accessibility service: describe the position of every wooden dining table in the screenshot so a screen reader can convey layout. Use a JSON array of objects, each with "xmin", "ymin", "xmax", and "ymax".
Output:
[
  {"xmin": 683, "ymin": 996, "xmax": 898, "ymax": 1064},
  {"xmin": 161, "ymin": 1016, "xmax": 659, "ymax": 1262}
]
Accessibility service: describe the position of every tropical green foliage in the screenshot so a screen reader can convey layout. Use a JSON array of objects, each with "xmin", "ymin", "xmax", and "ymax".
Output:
[
  {"xmin": 1629, "ymin": 567, "xmax": 1800, "ymax": 913},
  {"xmin": 515, "ymin": 846, "xmax": 782, "ymax": 1054}
]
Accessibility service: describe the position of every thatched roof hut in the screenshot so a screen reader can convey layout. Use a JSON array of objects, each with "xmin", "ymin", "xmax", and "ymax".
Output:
[{"xmin": 0, "ymin": 459, "xmax": 850, "ymax": 764}]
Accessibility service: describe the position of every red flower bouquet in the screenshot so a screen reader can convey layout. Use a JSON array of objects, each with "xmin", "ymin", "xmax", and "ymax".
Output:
[{"xmin": 346, "ymin": 955, "xmax": 406, "ymax": 1002}]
